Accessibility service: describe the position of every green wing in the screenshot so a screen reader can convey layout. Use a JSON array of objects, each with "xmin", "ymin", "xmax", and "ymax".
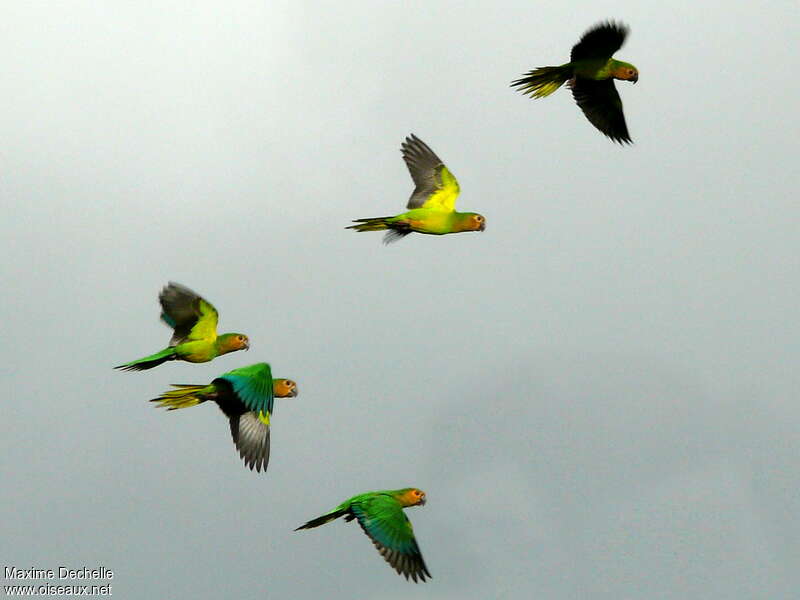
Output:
[
  {"xmin": 351, "ymin": 494, "xmax": 431, "ymax": 582},
  {"xmin": 212, "ymin": 362, "xmax": 274, "ymax": 473},
  {"xmin": 571, "ymin": 21, "xmax": 628, "ymax": 61},
  {"xmin": 401, "ymin": 134, "xmax": 460, "ymax": 213},
  {"xmin": 159, "ymin": 282, "xmax": 219, "ymax": 345},
  {"xmin": 215, "ymin": 362, "xmax": 274, "ymax": 418},
  {"xmin": 570, "ymin": 78, "xmax": 631, "ymax": 143}
]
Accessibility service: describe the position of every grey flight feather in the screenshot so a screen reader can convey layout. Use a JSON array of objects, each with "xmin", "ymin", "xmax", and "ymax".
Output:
[
  {"xmin": 570, "ymin": 78, "xmax": 631, "ymax": 144},
  {"xmin": 159, "ymin": 282, "xmax": 216, "ymax": 346},
  {"xmin": 353, "ymin": 508, "xmax": 431, "ymax": 582},
  {"xmin": 401, "ymin": 134, "xmax": 447, "ymax": 209},
  {"xmin": 570, "ymin": 21, "xmax": 628, "ymax": 62},
  {"xmin": 229, "ymin": 411, "xmax": 270, "ymax": 473}
]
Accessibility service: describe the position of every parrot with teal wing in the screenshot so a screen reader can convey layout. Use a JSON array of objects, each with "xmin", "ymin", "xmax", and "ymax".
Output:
[
  {"xmin": 115, "ymin": 282, "xmax": 249, "ymax": 371},
  {"xmin": 150, "ymin": 362, "xmax": 297, "ymax": 472},
  {"xmin": 511, "ymin": 21, "xmax": 638, "ymax": 143},
  {"xmin": 295, "ymin": 488, "xmax": 431, "ymax": 582},
  {"xmin": 347, "ymin": 134, "xmax": 485, "ymax": 243}
]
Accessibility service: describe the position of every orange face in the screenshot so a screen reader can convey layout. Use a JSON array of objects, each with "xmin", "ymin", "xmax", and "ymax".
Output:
[
  {"xmin": 273, "ymin": 379, "xmax": 298, "ymax": 398},
  {"xmin": 612, "ymin": 64, "xmax": 639, "ymax": 82},
  {"xmin": 218, "ymin": 334, "xmax": 250, "ymax": 354},
  {"xmin": 399, "ymin": 488, "xmax": 427, "ymax": 507},
  {"xmin": 470, "ymin": 214, "xmax": 486, "ymax": 231},
  {"xmin": 456, "ymin": 213, "xmax": 486, "ymax": 233}
]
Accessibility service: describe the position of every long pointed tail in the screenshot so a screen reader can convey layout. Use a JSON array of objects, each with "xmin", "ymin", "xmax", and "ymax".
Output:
[
  {"xmin": 346, "ymin": 217, "xmax": 393, "ymax": 232},
  {"xmin": 151, "ymin": 384, "xmax": 214, "ymax": 410},
  {"xmin": 347, "ymin": 217, "xmax": 412, "ymax": 244},
  {"xmin": 294, "ymin": 507, "xmax": 349, "ymax": 531},
  {"xmin": 115, "ymin": 347, "xmax": 176, "ymax": 371},
  {"xmin": 511, "ymin": 64, "xmax": 572, "ymax": 99}
]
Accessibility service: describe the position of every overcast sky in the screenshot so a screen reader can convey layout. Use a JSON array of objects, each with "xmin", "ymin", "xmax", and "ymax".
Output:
[{"xmin": 2, "ymin": 1, "xmax": 799, "ymax": 598}]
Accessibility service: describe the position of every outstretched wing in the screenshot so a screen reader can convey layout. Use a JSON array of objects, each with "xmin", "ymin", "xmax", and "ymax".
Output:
[
  {"xmin": 213, "ymin": 363, "xmax": 275, "ymax": 473},
  {"xmin": 401, "ymin": 134, "xmax": 460, "ymax": 212},
  {"xmin": 570, "ymin": 78, "xmax": 631, "ymax": 144},
  {"xmin": 228, "ymin": 411, "xmax": 270, "ymax": 472},
  {"xmin": 216, "ymin": 362, "xmax": 274, "ymax": 418},
  {"xmin": 159, "ymin": 282, "xmax": 219, "ymax": 346},
  {"xmin": 351, "ymin": 494, "xmax": 431, "ymax": 582},
  {"xmin": 571, "ymin": 21, "xmax": 628, "ymax": 61}
]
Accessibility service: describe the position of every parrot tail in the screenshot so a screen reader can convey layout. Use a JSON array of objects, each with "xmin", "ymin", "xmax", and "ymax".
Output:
[
  {"xmin": 346, "ymin": 217, "xmax": 393, "ymax": 232},
  {"xmin": 114, "ymin": 347, "xmax": 176, "ymax": 371},
  {"xmin": 294, "ymin": 507, "xmax": 350, "ymax": 531},
  {"xmin": 511, "ymin": 64, "xmax": 572, "ymax": 98},
  {"xmin": 150, "ymin": 384, "xmax": 213, "ymax": 411},
  {"xmin": 347, "ymin": 217, "xmax": 413, "ymax": 244}
]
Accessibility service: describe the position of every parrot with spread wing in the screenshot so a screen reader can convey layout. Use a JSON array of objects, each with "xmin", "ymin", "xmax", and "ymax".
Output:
[
  {"xmin": 115, "ymin": 282, "xmax": 249, "ymax": 371},
  {"xmin": 347, "ymin": 134, "xmax": 485, "ymax": 243},
  {"xmin": 295, "ymin": 488, "xmax": 431, "ymax": 582},
  {"xmin": 150, "ymin": 362, "xmax": 298, "ymax": 472},
  {"xmin": 511, "ymin": 21, "xmax": 638, "ymax": 143}
]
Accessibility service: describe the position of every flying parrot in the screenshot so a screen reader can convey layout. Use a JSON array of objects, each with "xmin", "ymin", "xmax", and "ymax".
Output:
[
  {"xmin": 511, "ymin": 22, "xmax": 639, "ymax": 143},
  {"xmin": 115, "ymin": 282, "xmax": 249, "ymax": 371},
  {"xmin": 150, "ymin": 362, "xmax": 298, "ymax": 472},
  {"xmin": 295, "ymin": 488, "xmax": 431, "ymax": 582},
  {"xmin": 347, "ymin": 134, "xmax": 486, "ymax": 243}
]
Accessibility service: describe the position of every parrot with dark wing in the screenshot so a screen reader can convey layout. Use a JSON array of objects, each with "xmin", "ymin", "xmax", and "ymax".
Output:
[
  {"xmin": 150, "ymin": 362, "xmax": 298, "ymax": 472},
  {"xmin": 511, "ymin": 22, "xmax": 638, "ymax": 143},
  {"xmin": 295, "ymin": 488, "xmax": 431, "ymax": 582},
  {"xmin": 347, "ymin": 134, "xmax": 485, "ymax": 243},
  {"xmin": 115, "ymin": 282, "xmax": 249, "ymax": 371}
]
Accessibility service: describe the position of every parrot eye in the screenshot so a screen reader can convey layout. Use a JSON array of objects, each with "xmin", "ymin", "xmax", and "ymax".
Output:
[
  {"xmin": 287, "ymin": 380, "xmax": 295, "ymax": 388},
  {"xmin": 628, "ymin": 70, "xmax": 634, "ymax": 75}
]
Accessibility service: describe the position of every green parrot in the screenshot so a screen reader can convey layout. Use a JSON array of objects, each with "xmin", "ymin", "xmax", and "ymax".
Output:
[
  {"xmin": 295, "ymin": 488, "xmax": 431, "ymax": 582},
  {"xmin": 115, "ymin": 282, "xmax": 249, "ymax": 371},
  {"xmin": 150, "ymin": 362, "xmax": 298, "ymax": 472},
  {"xmin": 347, "ymin": 134, "xmax": 486, "ymax": 243},
  {"xmin": 511, "ymin": 21, "xmax": 639, "ymax": 143}
]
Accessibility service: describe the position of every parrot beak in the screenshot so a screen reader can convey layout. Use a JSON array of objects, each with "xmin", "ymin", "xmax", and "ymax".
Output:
[
  {"xmin": 290, "ymin": 387, "xmax": 298, "ymax": 397},
  {"xmin": 244, "ymin": 340, "xmax": 250, "ymax": 351},
  {"xmin": 419, "ymin": 497, "xmax": 426, "ymax": 506},
  {"xmin": 632, "ymin": 74, "xmax": 638, "ymax": 83}
]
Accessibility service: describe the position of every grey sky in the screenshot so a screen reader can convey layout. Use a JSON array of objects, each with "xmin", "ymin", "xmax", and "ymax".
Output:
[{"xmin": 2, "ymin": 1, "xmax": 799, "ymax": 598}]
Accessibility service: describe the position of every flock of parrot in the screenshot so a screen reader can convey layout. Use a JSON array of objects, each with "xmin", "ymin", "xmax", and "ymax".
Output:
[{"xmin": 115, "ymin": 21, "xmax": 638, "ymax": 583}]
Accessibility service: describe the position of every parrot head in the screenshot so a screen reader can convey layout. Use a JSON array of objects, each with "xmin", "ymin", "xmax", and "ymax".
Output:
[
  {"xmin": 611, "ymin": 61, "xmax": 638, "ymax": 83},
  {"xmin": 273, "ymin": 378, "xmax": 299, "ymax": 398},
  {"xmin": 457, "ymin": 212, "xmax": 486, "ymax": 233},
  {"xmin": 217, "ymin": 333, "xmax": 250, "ymax": 354},
  {"xmin": 397, "ymin": 488, "xmax": 427, "ymax": 507}
]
